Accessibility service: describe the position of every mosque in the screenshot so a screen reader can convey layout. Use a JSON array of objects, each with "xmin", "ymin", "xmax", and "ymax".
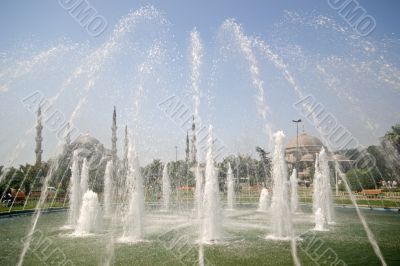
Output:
[
  {"xmin": 285, "ymin": 131, "xmax": 351, "ymax": 181},
  {"xmin": 33, "ymin": 105, "xmax": 350, "ymax": 188}
]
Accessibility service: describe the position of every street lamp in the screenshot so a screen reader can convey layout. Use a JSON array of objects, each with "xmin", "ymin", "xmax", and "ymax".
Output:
[{"xmin": 292, "ymin": 119, "xmax": 302, "ymax": 176}]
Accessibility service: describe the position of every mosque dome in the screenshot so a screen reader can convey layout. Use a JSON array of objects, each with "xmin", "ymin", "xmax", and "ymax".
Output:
[
  {"xmin": 72, "ymin": 133, "xmax": 101, "ymax": 146},
  {"xmin": 286, "ymin": 133, "xmax": 323, "ymax": 149},
  {"xmin": 285, "ymin": 132, "xmax": 324, "ymax": 166},
  {"xmin": 69, "ymin": 133, "xmax": 110, "ymax": 162}
]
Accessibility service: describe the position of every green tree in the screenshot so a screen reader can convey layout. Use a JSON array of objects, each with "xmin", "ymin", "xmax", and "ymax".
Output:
[
  {"xmin": 342, "ymin": 169, "xmax": 377, "ymax": 192},
  {"xmin": 167, "ymin": 160, "xmax": 192, "ymax": 188},
  {"xmin": 381, "ymin": 123, "xmax": 400, "ymax": 180},
  {"xmin": 367, "ymin": 145, "xmax": 393, "ymax": 181},
  {"xmin": 50, "ymin": 150, "xmax": 72, "ymax": 191},
  {"xmin": 255, "ymin": 146, "xmax": 272, "ymax": 185},
  {"xmin": 384, "ymin": 123, "xmax": 400, "ymax": 152},
  {"xmin": 0, "ymin": 163, "xmax": 51, "ymax": 199},
  {"xmin": 0, "ymin": 167, "xmax": 18, "ymax": 197},
  {"xmin": 218, "ymin": 154, "xmax": 266, "ymax": 191},
  {"xmin": 142, "ymin": 159, "xmax": 163, "ymax": 193}
]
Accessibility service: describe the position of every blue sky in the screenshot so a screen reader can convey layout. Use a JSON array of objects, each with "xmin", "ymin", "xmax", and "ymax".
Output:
[
  {"xmin": 1, "ymin": 0, "xmax": 400, "ymax": 165},
  {"xmin": 1, "ymin": 1, "xmax": 400, "ymax": 46}
]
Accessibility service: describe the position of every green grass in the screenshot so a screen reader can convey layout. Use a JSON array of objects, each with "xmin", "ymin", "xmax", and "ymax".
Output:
[
  {"xmin": 0, "ymin": 200, "xmax": 65, "ymax": 213},
  {"xmin": 333, "ymin": 198, "xmax": 400, "ymax": 208},
  {"xmin": 1, "ymin": 207, "xmax": 399, "ymax": 265}
]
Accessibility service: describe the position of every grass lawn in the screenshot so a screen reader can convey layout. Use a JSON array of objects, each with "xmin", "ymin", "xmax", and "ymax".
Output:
[{"xmin": 0, "ymin": 200, "xmax": 65, "ymax": 213}]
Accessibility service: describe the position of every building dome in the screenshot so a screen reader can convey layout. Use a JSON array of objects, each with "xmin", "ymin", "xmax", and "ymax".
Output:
[
  {"xmin": 285, "ymin": 132, "xmax": 324, "ymax": 176},
  {"xmin": 69, "ymin": 133, "xmax": 109, "ymax": 161},
  {"xmin": 286, "ymin": 133, "xmax": 323, "ymax": 149},
  {"xmin": 72, "ymin": 133, "xmax": 101, "ymax": 146},
  {"xmin": 300, "ymin": 153, "xmax": 315, "ymax": 162}
]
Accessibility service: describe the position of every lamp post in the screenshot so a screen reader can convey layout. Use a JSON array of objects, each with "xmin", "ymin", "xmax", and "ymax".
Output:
[{"xmin": 292, "ymin": 119, "xmax": 302, "ymax": 176}]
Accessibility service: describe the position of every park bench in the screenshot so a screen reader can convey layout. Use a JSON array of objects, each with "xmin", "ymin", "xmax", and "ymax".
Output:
[{"xmin": 361, "ymin": 189, "xmax": 382, "ymax": 198}]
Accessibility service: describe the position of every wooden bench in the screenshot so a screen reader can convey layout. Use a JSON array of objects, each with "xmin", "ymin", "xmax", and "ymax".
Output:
[
  {"xmin": 12, "ymin": 190, "xmax": 26, "ymax": 205},
  {"xmin": 361, "ymin": 189, "xmax": 382, "ymax": 198}
]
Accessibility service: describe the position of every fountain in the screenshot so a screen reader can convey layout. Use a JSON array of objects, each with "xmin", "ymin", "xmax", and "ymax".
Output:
[
  {"xmin": 1, "ymin": 5, "xmax": 397, "ymax": 266},
  {"xmin": 74, "ymin": 190, "xmax": 102, "ymax": 235},
  {"xmin": 257, "ymin": 187, "xmax": 270, "ymax": 212},
  {"xmin": 314, "ymin": 208, "xmax": 328, "ymax": 231},
  {"xmin": 226, "ymin": 163, "xmax": 235, "ymax": 210},
  {"xmin": 161, "ymin": 163, "xmax": 171, "ymax": 210},
  {"xmin": 194, "ymin": 164, "xmax": 203, "ymax": 218},
  {"xmin": 190, "ymin": 28, "xmax": 204, "ymax": 220},
  {"xmin": 103, "ymin": 160, "xmax": 113, "ymax": 217},
  {"xmin": 80, "ymin": 158, "xmax": 89, "ymax": 196},
  {"xmin": 290, "ymin": 169, "xmax": 298, "ymax": 214},
  {"xmin": 320, "ymin": 148, "xmax": 334, "ymax": 224},
  {"xmin": 221, "ymin": 19, "xmax": 273, "ymax": 147},
  {"xmin": 120, "ymin": 142, "xmax": 145, "ymax": 242},
  {"xmin": 67, "ymin": 150, "xmax": 80, "ymax": 227},
  {"xmin": 313, "ymin": 148, "xmax": 334, "ymax": 231},
  {"xmin": 267, "ymin": 131, "xmax": 292, "ymax": 240},
  {"xmin": 201, "ymin": 125, "xmax": 222, "ymax": 243}
]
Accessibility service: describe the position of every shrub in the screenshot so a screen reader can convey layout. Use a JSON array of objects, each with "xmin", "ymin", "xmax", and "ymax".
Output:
[{"xmin": 340, "ymin": 169, "xmax": 378, "ymax": 192}]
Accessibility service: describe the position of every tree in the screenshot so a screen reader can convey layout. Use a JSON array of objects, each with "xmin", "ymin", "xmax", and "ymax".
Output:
[
  {"xmin": 255, "ymin": 146, "xmax": 272, "ymax": 185},
  {"xmin": 50, "ymin": 148, "xmax": 72, "ymax": 191},
  {"xmin": 167, "ymin": 160, "xmax": 192, "ymax": 188},
  {"xmin": 217, "ymin": 153, "xmax": 267, "ymax": 190},
  {"xmin": 0, "ymin": 162, "xmax": 51, "ymax": 198},
  {"xmin": 381, "ymin": 123, "xmax": 400, "ymax": 180},
  {"xmin": 0, "ymin": 167, "xmax": 18, "ymax": 197},
  {"xmin": 367, "ymin": 145, "xmax": 393, "ymax": 180},
  {"xmin": 142, "ymin": 159, "xmax": 163, "ymax": 190},
  {"xmin": 342, "ymin": 169, "xmax": 378, "ymax": 192},
  {"xmin": 384, "ymin": 123, "xmax": 400, "ymax": 153}
]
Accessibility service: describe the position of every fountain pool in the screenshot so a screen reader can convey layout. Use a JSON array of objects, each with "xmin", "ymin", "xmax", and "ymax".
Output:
[
  {"xmin": 0, "ymin": 205, "xmax": 399, "ymax": 265},
  {"xmin": 1, "ymin": 4, "xmax": 399, "ymax": 266}
]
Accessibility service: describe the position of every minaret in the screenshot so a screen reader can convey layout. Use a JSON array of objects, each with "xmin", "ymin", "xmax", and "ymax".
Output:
[
  {"xmin": 65, "ymin": 122, "xmax": 71, "ymax": 146},
  {"xmin": 35, "ymin": 106, "xmax": 43, "ymax": 166},
  {"xmin": 190, "ymin": 116, "xmax": 197, "ymax": 164},
  {"xmin": 123, "ymin": 125, "xmax": 129, "ymax": 171},
  {"xmin": 63, "ymin": 122, "xmax": 72, "ymax": 161},
  {"xmin": 185, "ymin": 130, "xmax": 190, "ymax": 162},
  {"xmin": 116, "ymin": 124, "xmax": 129, "ymax": 191},
  {"xmin": 111, "ymin": 106, "xmax": 118, "ymax": 166}
]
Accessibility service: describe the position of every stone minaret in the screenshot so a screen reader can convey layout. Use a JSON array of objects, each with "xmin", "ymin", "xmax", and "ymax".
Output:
[
  {"xmin": 116, "ymin": 124, "xmax": 129, "ymax": 191},
  {"xmin": 111, "ymin": 106, "xmax": 118, "ymax": 166},
  {"xmin": 185, "ymin": 130, "xmax": 190, "ymax": 162},
  {"xmin": 190, "ymin": 116, "xmax": 197, "ymax": 164},
  {"xmin": 35, "ymin": 106, "xmax": 43, "ymax": 166},
  {"xmin": 123, "ymin": 125, "xmax": 129, "ymax": 171},
  {"xmin": 65, "ymin": 122, "xmax": 71, "ymax": 146}
]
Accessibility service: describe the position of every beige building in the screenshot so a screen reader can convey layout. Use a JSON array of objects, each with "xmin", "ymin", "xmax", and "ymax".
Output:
[
  {"xmin": 285, "ymin": 132, "xmax": 324, "ymax": 179},
  {"xmin": 285, "ymin": 132, "xmax": 352, "ymax": 180}
]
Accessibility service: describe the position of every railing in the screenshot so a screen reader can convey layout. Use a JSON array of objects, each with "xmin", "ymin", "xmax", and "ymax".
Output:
[{"xmin": 2, "ymin": 187, "xmax": 400, "ymax": 213}]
